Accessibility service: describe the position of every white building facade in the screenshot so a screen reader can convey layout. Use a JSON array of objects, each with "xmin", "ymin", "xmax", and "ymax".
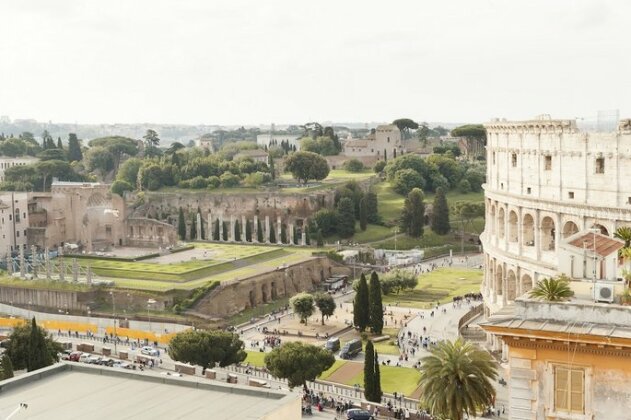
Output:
[
  {"xmin": 480, "ymin": 116, "xmax": 631, "ymax": 314},
  {"xmin": 0, "ymin": 157, "xmax": 38, "ymax": 182},
  {"xmin": 0, "ymin": 192, "xmax": 29, "ymax": 256}
]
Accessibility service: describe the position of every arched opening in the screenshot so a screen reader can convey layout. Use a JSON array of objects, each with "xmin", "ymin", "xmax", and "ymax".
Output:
[
  {"xmin": 507, "ymin": 270, "xmax": 517, "ymax": 301},
  {"xmin": 490, "ymin": 205, "xmax": 496, "ymax": 236},
  {"xmin": 521, "ymin": 274, "xmax": 533, "ymax": 294},
  {"xmin": 541, "ymin": 216, "xmax": 556, "ymax": 251},
  {"xmin": 271, "ymin": 282, "xmax": 278, "ymax": 300},
  {"xmin": 495, "ymin": 264, "xmax": 503, "ymax": 295},
  {"xmin": 248, "ymin": 290, "xmax": 256, "ymax": 308},
  {"xmin": 508, "ymin": 211, "xmax": 518, "ymax": 242},
  {"xmin": 522, "ymin": 214, "xmax": 534, "ymax": 246},
  {"xmin": 261, "ymin": 284, "xmax": 269, "ymax": 303},
  {"xmin": 592, "ymin": 223, "xmax": 609, "ymax": 236},
  {"xmin": 498, "ymin": 208, "xmax": 505, "ymax": 239},
  {"xmin": 562, "ymin": 221, "xmax": 579, "ymax": 239}
]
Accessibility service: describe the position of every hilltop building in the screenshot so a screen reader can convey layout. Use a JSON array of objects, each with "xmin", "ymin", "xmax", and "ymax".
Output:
[
  {"xmin": 342, "ymin": 124, "xmax": 403, "ymax": 160},
  {"xmin": 0, "ymin": 156, "xmax": 38, "ymax": 182}
]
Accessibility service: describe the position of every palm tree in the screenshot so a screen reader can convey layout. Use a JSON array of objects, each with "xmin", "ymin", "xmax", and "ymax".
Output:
[
  {"xmin": 528, "ymin": 276, "xmax": 574, "ymax": 302},
  {"xmin": 419, "ymin": 338, "xmax": 498, "ymax": 420},
  {"xmin": 614, "ymin": 227, "xmax": 631, "ymax": 248}
]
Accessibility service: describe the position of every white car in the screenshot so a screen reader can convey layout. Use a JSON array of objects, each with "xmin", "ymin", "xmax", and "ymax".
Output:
[{"xmin": 140, "ymin": 346, "xmax": 159, "ymax": 356}]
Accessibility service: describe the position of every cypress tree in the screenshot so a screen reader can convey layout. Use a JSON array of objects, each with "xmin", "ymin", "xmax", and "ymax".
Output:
[
  {"xmin": 234, "ymin": 220, "xmax": 241, "ymax": 241},
  {"xmin": 353, "ymin": 273, "xmax": 370, "ymax": 332},
  {"xmin": 177, "ymin": 207, "xmax": 186, "ymax": 240},
  {"xmin": 245, "ymin": 220, "xmax": 253, "ymax": 242},
  {"xmin": 369, "ymin": 271, "xmax": 384, "ymax": 334},
  {"xmin": 213, "ymin": 219, "xmax": 220, "ymax": 241},
  {"xmin": 431, "ymin": 187, "xmax": 450, "ymax": 235},
  {"xmin": 269, "ymin": 221, "xmax": 276, "ymax": 243},
  {"xmin": 27, "ymin": 318, "xmax": 53, "ymax": 372},
  {"xmin": 305, "ymin": 229, "xmax": 310, "ymax": 245},
  {"xmin": 337, "ymin": 197, "xmax": 356, "ymax": 238},
  {"xmin": 400, "ymin": 188, "xmax": 425, "ymax": 238},
  {"xmin": 198, "ymin": 208, "xmax": 205, "ymax": 239},
  {"xmin": 293, "ymin": 226, "xmax": 299, "ymax": 245},
  {"xmin": 257, "ymin": 218, "xmax": 264, "ymax": 242},
  {"xmin": 0, "ymin": 354, "xmax": 14, "ymax": 379},
  {"xmin": 359, "ymin": 197, "xmax": 368, "ymax": 231},
  {"xmin": 364, "ymin": 341, "xmax": 376, "ymax": 401},
  {"xmin": 57, "ymin": 137, "xmax": 63, "ymax": 149},
  {"xmin": 316, "ymin": 229, "xmax": 323, "ymax": 247},
  {"xmin": 190, "ymin": 215, "xmax": 197, "ymax": 240},
  {"xmin": 280, "ymin": 224, "xmax": 287, "ymax": 244},
  {"xmin": 374, "ymin": 350, "xmax": 382, "ymax": 401},
  {"xmin": 365, "ymin": 192, "xmax": 380, "ymax": 224},
  {"xmin": 269, "ymin": 154, "xmax": 275, "ymax": 180},
  {"xmin": 222, "ymin": 221, "xmax": 228, "ymax": 241}
]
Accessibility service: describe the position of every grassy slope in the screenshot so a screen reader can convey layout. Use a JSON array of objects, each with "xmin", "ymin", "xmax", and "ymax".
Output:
[
  {"xmin": 382, "ymin": 267, "xmax": 483, "ymax": 309},
  {"xmin": 322, "ymin": 361, "xmax": 421, "ymax": 395}
]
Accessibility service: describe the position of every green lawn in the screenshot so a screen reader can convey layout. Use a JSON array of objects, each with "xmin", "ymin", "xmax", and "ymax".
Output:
[
  {"xmin": 382, "ymin": 267, "xmax": 482, "ymax": 309},
  {"xmin": 372, "ymin": 328, "xmax": 401, "ymax": 356},
  {"xmin": 244, "ymin": 351, "xmax": 267, "ymax": 367},
  {"xmin": 345, "ymin": 364, "xmax": 421, "ymax": 395},
  {"xmin": 326, "ymin": 223, "xmax": 394, "ymax": 244},
  {"xmin": 318, "ymin": 359, "xmax": 348, "ymax": 381}
]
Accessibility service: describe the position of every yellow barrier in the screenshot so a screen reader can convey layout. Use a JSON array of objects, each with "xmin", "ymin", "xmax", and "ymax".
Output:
[
  {"xmin": 41, "ymin": 320, "xmax": 97, "ymax": 334},
  {"xmin": 105, "ymin": 327, "xmax": 174, "ymax": 344},
  {"xmin": 0, "ymin": 318, "xmax": 26, "ymax": 328}
]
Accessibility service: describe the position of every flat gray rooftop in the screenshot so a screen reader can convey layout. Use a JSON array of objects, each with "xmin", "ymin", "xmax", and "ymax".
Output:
[{"xmin": 0, "ymin": 364, "xmax": 299, "ymax": 420}]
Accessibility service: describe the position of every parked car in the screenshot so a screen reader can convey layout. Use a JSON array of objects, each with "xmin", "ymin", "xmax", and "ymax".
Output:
[
  {"xmin": 346, "ymin": 409, "xmax": 374, "ymax": 420},
  {"xmin": 140, "ymin": 346, "xmax": 159, "ymax": 356},
  {"xmin": 340, "ymin": 339, "xmax": 362, "ymax": 359},
  {"xmin": 68, "ymin": 351, "xmax": 82, "ymax": 362},
  {"xmin": 87, "ymin": 355, "xmax": 102, "ymax": 364},
  {"xmin": 78, "ymin": 353, "xmax": 91, "ymax": 363},
  {"xmin": 59, "ymin": 350, "xmax": 72, "ymax": 360},
  {"xmin": 325, "ymin": 337, "xmax": 340, "ymax": 352},
  {"xmin": 99, "ymin": 358, "xmax": 114, "ymax": 367}
]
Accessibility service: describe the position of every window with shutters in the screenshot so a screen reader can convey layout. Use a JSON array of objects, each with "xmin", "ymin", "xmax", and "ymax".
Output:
[{"xmin": 554, "ymin": 366, "xmax": 585, "ymax": 414}]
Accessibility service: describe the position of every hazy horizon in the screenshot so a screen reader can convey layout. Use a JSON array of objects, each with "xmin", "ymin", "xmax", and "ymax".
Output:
[{"xmin": 1, "ymin": 0, "xmax": 630, "ymax": 125}]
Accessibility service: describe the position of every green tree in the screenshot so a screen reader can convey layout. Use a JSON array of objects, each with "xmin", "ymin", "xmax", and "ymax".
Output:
[
  {"xmin": 365, "ymin": 192, "xmax": 381, "ymax": 224},
  {"xmin": 199, "ymin": 209, "xmax": 205, "ymax": 239},
  {"xmin": 168, "ymin": 329, "xmax": 246, "ymax": 370},
  {"xmin": 280, "ymin": 224, "xmax": 287, "ymax": 244},
  {"xmin": 234, "ymin": 219, "xmax": 241, "ymax": 241},
  {"xmin": 400, "ymin": 188, "xmax": 425, "ymax": 238},
  {"xmin": 245, "ymin": 220, "xmax": 253, "ymax": 242},
  {"xmin": 269, "ymin": 221, "xmax": 276, "ymax": 243},
  {"xmin": 57, "ymin": 137, "xmax": 63, "ymax": 149},
  {"xmin": 528, "ymin": 275, "xmax": 574, "ymax": 302},
  {"xmin": 213, "ymin": 219, "xmax": 220, "ymax": 241},
  {"xmin": 268, "ymin": 154, "xmax": 276, "ymax": 180},
  {"xmin": 38, "ymin": 148, "xmax": 67, "ymax": 161},
  {"xmin": 178, "ymin": 207, "xmax": 186, "ymax": 240},
  {"xmin": 116, "ymin": 157, "xmax": 143, "ymax": 187},
  {"xmin": 359, "ymin": 197, "xmax": 368, "ymax": 231},
  {"xmin": 615, "ymin": 226, "xmax": 631, "ymax": 248},
  {"xmin": 264, "ymin": 342, "xmax": 335, "ymax": 390},
  {"xmin": 86, "ymin": 146, "xmax": 115, "ymax": 178},
  {"xmin": 67, "ymin": 133, "xmax": 83, "ymax": 162},
  {"xmin": 344, "ymin": 159, "xmax": 364, "ymax": 172},
  {"xmin": 190, "ymin": 214, "xmax": 197, "ymax": 240},
  {"xmin": 222, "ymin": 221, "xmax": 228, "ymax": 241},
  {"xmin": 374, "ymin": 160, "xmax": 386, "ymax": 173},
  {"xmin": 143, "ymin": 129, "xmax": 160, "ymax": 147},
  {"xmin": 363, "ymin": 341, "xmax": 382, "ymax": 402},
  {"xmin": 393, "ymin": 168, "xmax": 424, "ymax": 196},
  {"xmin": 336, "ymin": 197, "xmax": 355, "ymax": 238},
  {"xmin": 369, "ymin": 272, "xmax": 384, "ymax": 334},
  {"xmin": 314, "ymin": 293, "xmax": 336, "ymax": 325},
  {"xmin": 111, "ymin": 180, "xmax": 133, "ymax": 197},
  {"xmin": 290, "ymin": 293, "xmax": 315, "ymax": 325},
  {"xmin": 6, "ymin": 318, "xmax": 60, "ymax": 372},
  {"xmin": 431, "ymin": 187, "xmax": 450, "ymax": 235},
  {"xmin": 393, "ymin": 118, "xmax": 420, "ymax": 138},
  {"xmin": 257, "ymin": 218, "xmax": 264, "ymax": 242},
  {"xmin": 0, "ymin": 354, "xmax": 14, "ymax": 379},
  {"xmin": 316, "ymin": 229, "xmax": 324, "ymax": 247},
  {"xmin": 284, "ymin": 151, "xmax": 330, "ymax": 184},
  {"xmin": 380, "ymin": 269, "xmax": 418, "ymax": 295},
  {"xmin": 419, "ymin": 339, "xmax": 498, "ymax": 420},
  {"xmin": 451, "ymin": 124, "xmax": 487, "ymax": 159},
  {"xmin": 89, "ymin": 136, "xmax": 139, "ymax": 171},
  {"xmin": 313, "ymin": 209, "xmax": 338, "ymax": 236},
  {"xmin": 353, "ymin": 274, "xmax": 370, "ymax": 332}
]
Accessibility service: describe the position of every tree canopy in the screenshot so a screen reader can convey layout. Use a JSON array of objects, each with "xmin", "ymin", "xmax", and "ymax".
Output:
[
  {"xmin": 313, "ymin": 292, "xmax": 336, "ymax": 325},
  {"xmin": 284, "ymin": 151, "xmax": 330, "ymax": 184},
  {"xmin": 290, "ymin": 293, "xmax": 315, "ymax": 325},
  {"xmin": 168, "ymin": 329, "xmax": 246, "ymax": 369},
  {"xmin": 264, "ymin": 342, "xmax": 335, "ymax": 389},
  {"xmin": 6, "ymin": 318, "xmax": 61, "ymax": 372}
]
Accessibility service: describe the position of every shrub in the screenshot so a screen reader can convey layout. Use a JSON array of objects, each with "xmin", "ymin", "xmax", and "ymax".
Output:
[
  {"xmin": 344, "ymin": 159, "xmax": 364, "ymax": 172},
  {"xmin": 111, "ymin": 180, "xmax": 133, "ymax": 196},
  {"xmin": 220, "ymin": 171, "xmax": 240, "ymax": 187},
  {"xmin": 189, "ymin": 176, "xmax": 208, "ymax": 189},
  {"xmin": 393, "ymin": 169, "xmax": 425, "ymax": 195},
  {"xmin": 373, "ymin": 160, "xmax": 386, "ymax": 173},
  {"xmin": 207, "ymin": 176, "xmax": 220, "ymax": 188},
  {"xmin": 457, "ymin": 179, "xmax": 471, "ymax": 193}
]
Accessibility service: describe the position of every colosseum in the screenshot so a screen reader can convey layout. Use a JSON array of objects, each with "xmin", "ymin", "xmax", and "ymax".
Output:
[{"xmin": 480, "ymin": 116, "xmax": 631, "ymax": 323}]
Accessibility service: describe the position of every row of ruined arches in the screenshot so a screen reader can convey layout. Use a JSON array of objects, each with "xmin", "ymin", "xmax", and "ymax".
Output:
[{"xmin": 488, "ymin": 204, "xmax": 610, "ymax": 252}]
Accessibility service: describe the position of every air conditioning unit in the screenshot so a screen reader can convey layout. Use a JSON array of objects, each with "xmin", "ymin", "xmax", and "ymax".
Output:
[{"xmin": 595, "ymin": 283, "xmax": 614, "ymax": 303}]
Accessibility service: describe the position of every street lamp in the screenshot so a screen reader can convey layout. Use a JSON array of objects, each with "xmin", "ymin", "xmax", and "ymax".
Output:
[
  {"xmin": 109, "ymin": 292, "xmax": 117, "ymax": 353},
  {"xmin": 147, "ymin": 299, "xmax": 156, "ymax": 333}
]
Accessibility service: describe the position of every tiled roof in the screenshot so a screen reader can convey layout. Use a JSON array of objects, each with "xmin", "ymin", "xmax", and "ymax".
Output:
[{"xmin": 566, "ymin": 232, "xmax": 624, "ymax": 257}]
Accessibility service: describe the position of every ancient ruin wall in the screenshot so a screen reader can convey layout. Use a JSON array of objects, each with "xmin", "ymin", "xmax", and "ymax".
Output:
[{"xmin": 193, "ymin": 257, "xmax": 351, "ymax": 317}]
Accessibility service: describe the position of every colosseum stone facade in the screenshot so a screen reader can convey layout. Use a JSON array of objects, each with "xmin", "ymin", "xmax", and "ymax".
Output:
[{"xmin": 480, "ymin": 116, "xmax": 631, "ymax": 317}]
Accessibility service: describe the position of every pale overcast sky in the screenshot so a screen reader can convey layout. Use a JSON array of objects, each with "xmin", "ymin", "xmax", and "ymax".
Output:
[{"xmin": 1, "ymin": 0, "xmax": 630, "ymax": 125}]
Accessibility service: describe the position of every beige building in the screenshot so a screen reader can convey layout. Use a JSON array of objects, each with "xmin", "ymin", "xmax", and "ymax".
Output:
[
  {"xmin": 0, "ymin": 192, "xmax": 29, "ymax": 256},
  {"xmin": 480, "ymin": 116, "xmax": 631, "ymax": 317},
  {"xmin": 342, "ymin": 124, "xmax": 403, "ymax": 160},
  {"xmin": 234, "ymin": 149, "xmax": 269, "ymax": 164},
  {"xmin": 0, "ymin": 156, "xmax": 38, "ymax": 182}
]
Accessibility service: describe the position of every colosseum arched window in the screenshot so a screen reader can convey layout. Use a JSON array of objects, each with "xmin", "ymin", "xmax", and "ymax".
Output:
[
  {"xmin": 507, "ymin": 270, "xmax": 517, "ymax": 301},
  {"xmin": 562, "ymin": 221, "xmax": 579, "ymax": 239},
  {"xmin": 541, "ymin": 216, "xmax": 556, "ymax": 251},
  {"xmin": 508, "ymin": 211, "xmax": 518, "ymax": 242},
  {"xmin": 591, "ymin": 223, "xmax": 609, "ymax": 236},
  {"xmin": 495, "ymin": 264, "xmax": 503, "ymax": 295},
  {"xmin": 498, "ymin": 208, "xmax": 505, "ymax": 239},
  {"xmin": 522, "ymin": 214, "xmax": 535, "ymax": 246},
  {"xmin": 521, "ymin": 274, "xmax": 533, "ymax": 294},
  {"xmin": 489, "ymin": 205, "xmax": 496, "ymax": 235}
]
